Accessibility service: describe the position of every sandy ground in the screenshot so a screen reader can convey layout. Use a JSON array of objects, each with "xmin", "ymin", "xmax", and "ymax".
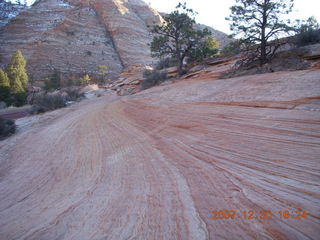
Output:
[{"xmin": 0, "ymin": 69, "xmax": 319, "ymax": 240}]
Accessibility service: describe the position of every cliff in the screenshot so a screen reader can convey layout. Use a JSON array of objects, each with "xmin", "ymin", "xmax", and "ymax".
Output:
[
  {"xmin": 0, "ymin": 0, "xmax": 231, "ymax": 85},
  {"xmin": 0, "ymin": 0, "xmax": 28, "ymax": 28},
  {"xmin": 0, "ymin": 0, "xmax": 163, "ymax": 84}
]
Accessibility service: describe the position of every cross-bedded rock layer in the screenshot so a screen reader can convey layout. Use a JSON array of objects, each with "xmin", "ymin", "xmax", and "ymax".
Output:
[
  {"xmin": 0, "ymin": 64, "xmax": 319, "ymax": 239},
  {"xmin": 0, "ymin": 0, "xmax": 163, "ymax": 83},
  {"xmin": 0, "ymin": 0, "xmax": 232, "ymax": 85}
]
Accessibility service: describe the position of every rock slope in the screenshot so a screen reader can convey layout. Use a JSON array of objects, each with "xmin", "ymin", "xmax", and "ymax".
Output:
[
  {"xmin": 0, "ymin": 0, "xmax": 163, "ymax": 83},
  {"xmin": 0, "ymin": 0, "xmax": 231, "ymax": 85},
  {"xmin": 0, "ymin": 0, "xmax": 27, "ymax": 28},
  {"xmin": 0, "ymin": 65, "xmax": 319, "ymax": 239}
]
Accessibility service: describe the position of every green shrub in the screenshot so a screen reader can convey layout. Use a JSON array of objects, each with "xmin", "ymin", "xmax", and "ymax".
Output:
[
  {"xmin": 155, "ymin": 57, "xmax": 178, "ymax": 70},
  {"xmin": 44, "ymin": 70, "xmax": 61, "ymax": 90},
  {"xmin": 141, "ymin": 70, "xmax": 168, "ymax": 90},
  {"xmin": 64, "ymin": 88, "xmax": 84, "ymax": 101},
  {"xmin": 79, "ymin": 74, "xmax": 91, "ymax": 85},
  {"xmin": 0, "ymin": 86, "xmax": 11, "ymax": 105},
  {"xmin": 32, "ymin": 93, "xmax": 66, "ymax": 112},
  {"xmin": 98, "ymin": 65, "xmax": 109, "ymax": 82},
  {"xmin": 295, "ymin": 17, "xmax": 320, "ymax": 46},
  {"xmin": 188, "ymin": 37, "xmax": 220, "ymax": 63},
  {"xmin": 0, "ymin": 118, "xmax": 16, "ymax": 139},
  {"xmin": 296, "ymin": 29, "xmax": 320, "ymax": 46},
  {"xmin": 221, "ymin": 40, "xmax": 242, "ymax": 56},
  {"xmin": 12, "ymin": 92, "xmax": 28, "ymax": 107},
  {"xmin": 66, "ymin": 76, "xmax": 80, "ymax": 86}
]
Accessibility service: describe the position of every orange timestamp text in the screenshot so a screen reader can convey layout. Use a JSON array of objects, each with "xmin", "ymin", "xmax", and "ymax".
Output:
[{"xmin": 210, "ymin": 210, "xmax": 308, "ymax": 221}]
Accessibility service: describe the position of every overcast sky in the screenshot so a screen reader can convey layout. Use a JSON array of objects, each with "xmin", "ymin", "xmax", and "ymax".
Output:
[{"xmin": 15, "ymin": 0, "xmax": 320, "ymax": 34}]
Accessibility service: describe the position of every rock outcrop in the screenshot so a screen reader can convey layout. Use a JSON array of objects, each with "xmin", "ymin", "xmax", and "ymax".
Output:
[
  {"xmin": 0, "ymin": 0, "xmax": 28, "ymax": 28},
  {"xmin": 0, "ymin": 0, "xmax": 163, "ymax": 84},
  {"xmin": 0, "ymin": 0, "xmax": 231, "ymax": 85},
  {"xmin": 0, "ymin": 64, "xmax": 319, "ymax": 239}
]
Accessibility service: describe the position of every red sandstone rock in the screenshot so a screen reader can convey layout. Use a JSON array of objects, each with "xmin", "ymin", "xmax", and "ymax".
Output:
[
  {"xmin": 0, "ymin": 0, "xmax": 231, "ymax": 85},
  {"xmin": 0, "ymin": 0, "xmax": 163, "ymax": 83},
  {"xmin": 0, "ymin": 65, "xmax": 319, "ymax": 239}
]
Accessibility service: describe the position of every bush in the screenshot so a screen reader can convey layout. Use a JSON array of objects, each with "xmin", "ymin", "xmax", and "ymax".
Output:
[
  {"xmin": 0, "ymin": 86, "xmax": 11, "ymax": 105},
  {"xmin": 0, "ymin": 118, "xmax": 16, "ymax": 139},
  {"xmin": 155, "ymin": 57, "xmax": 178, "ymax": 70},
  {"xmin": 79, "ymin": 74, "xmax": 91, "ymax": 85},
  {"xmin": 141, "ymin": 70, "xmax": 168, "ymax": 90},
  {"xmin": 221, "ymin": 40, "xmax": 242, "ymax": 56},
  {"xmin": 44, "ymin": 70, "xmax": 61, "ymax": 90},
  {"xmin": 0, "ymin": 86, "xmax": 27, "ymax": 107},
  {"xmin": 294, "ymin": 17, "xmax": 320, "ymax": 46},
  {"xmin": 66, "ymin": 76, "xmax": 81, "ymax": 86},
  {"xmin": 188, "ymin": 37, "xmax": 220, "ymax": 63},
  {"xmin": 11, "ymin": 92, "xmax": 28, "ymax": 107},
  {"xmin": 64, "ymin": 88, "xmax": 84, "ymax": 101},
  {"xmin": 295, "ymin": 29, "xmax": 320, "ymax": 46},
  {"xmin": 32, "ymin": 93, "xmax": 66, "ymax": 113}
]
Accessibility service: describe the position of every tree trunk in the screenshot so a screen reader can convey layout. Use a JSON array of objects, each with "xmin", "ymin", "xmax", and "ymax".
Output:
[
  {"xmin": 260, "ymin": 40, "xmax": 267, "ymax": 64},
  {"xmin": 178, "ymin": 58, "xmax": 184, "ymax": 76},
  {"xmin": 260, "ymin": 0, "xmax": 268, "ymax": 65}
]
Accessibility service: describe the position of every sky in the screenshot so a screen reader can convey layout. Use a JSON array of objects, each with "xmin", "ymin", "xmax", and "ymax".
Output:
[
  {"xmin": 12, "ymin": 0, "xmax": 320, "ymax": 34},
  {"xmin": 146, "ymin": 0, "xmax": 320, "ymax": 34}
]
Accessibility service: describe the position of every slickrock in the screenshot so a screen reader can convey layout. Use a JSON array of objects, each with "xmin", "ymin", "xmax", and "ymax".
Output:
[
  {"xmin": 0, "ymin": 0, "xmax": 163, "ymax": 83},
  {"xmin": 0, "ymin": 66, "xmax": 319, "ymax": 239},
  {"xmin": 0, "ymin": 0, "xmax": 28, "ymax": 28},
  {"xmin": 0, "ymin": 0, "xmax": 232, "ymax": 84}
]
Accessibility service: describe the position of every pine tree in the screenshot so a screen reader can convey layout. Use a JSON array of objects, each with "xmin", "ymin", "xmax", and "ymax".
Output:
[
  {"xmin": 227, "ymin": 0, "xmax": 294, "ymax": 64},
  {"xmin": 6, "ymin": 50, "xmax": 28, "ymax": 93},
  {"xmin": 0, "ymin": 69, "xmax": 11, "ymax": 104},
  {"xmin": 0, "ymin": 69, "xmax": 10, "ymax": 87},
  {"xmin": 150, "ymin": 3, "xmax": 212, "ymax": 75}
]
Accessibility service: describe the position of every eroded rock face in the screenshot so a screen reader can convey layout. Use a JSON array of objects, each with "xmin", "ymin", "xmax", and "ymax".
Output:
[
  {"xmin": 0, "ymin": 66, "xmax": 319, "ymax": 239},
  {"xmin": 0, "ymin": 0, "xmax": 28, "ymax": 28},
  {"xmin": 0, "ymin": 0, "xmax": 232, "ymax": 85},
  {"xmin": 0, "ymin": 0, "xmax": 163, "ymax": 84}
]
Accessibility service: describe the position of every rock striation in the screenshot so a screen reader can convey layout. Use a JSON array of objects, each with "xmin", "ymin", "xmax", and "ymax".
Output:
[
  {"xmin": 0, "ymin": 0, "xmax": 28, "ymax": 28},
  {"xmin": 0, "ymin": 0, "xmax": 163, "ymax": 84},
  {"xmin": 0, "ymin": 64, "xmax": 319, "ymax": 239},
  {"xmin": 0, "ymin": 0, "xmax": 231, "ymax": 85}
]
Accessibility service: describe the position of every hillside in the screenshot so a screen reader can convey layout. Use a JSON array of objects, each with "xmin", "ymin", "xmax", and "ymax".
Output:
[
  {"xmin": 0, "ymin": 0, "xmax": 28, "ymax": 28},
  {"xmin": 0, "ymin": 1, "xmax": 319, "ymax": 239},
  {"xmin": 0, "ymin": 0, "xmax": 231, "ymax": 85},
  {"xmin": 0, "ymin": 0, "xmax": 163, "ymax": 82},
  {"xmin": 0, "ymin": 58, "xmax": 319, "ymax": 239}
]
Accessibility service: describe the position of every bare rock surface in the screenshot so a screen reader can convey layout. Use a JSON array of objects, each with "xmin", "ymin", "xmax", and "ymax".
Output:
[
  {"xmin": 0, "ymin": 67, "xmax": 320, "ymax": 239},
  {"xmin": 0, "ymin": 0, "xmax": 28, "ymax": 28},
  {"xmin": 0, "ymin": 0, "xmax": 163, "ymax": 82},
  {"xmin": 0, "ymin": 0, "xmax": 232, "ymax": 84}
]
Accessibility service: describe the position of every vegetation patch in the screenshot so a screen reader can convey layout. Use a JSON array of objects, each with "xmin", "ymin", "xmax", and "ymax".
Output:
[
  {"xmin": 150, "ymin": 3, "xmax": 219, "ymax": 76},
  {"xmin": 0, "ymin": 50, "xmax": 29, "ymax": 107},
  {"xmin": 0, "ymin": 118, "xmax": 16, "ymax": 140},
  {"xmin": 220, "ymin": 47, "xmax": 312, "ymax": 79},
  {"xmin": 141, "ymin": 70, "xmax": 168, "ymax": 90}
]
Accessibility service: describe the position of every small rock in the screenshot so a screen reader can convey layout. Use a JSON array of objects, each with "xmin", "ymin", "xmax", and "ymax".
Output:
[{"xmin": 0, "ymin": 102, "xmax": 7, "ymax": 110}]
